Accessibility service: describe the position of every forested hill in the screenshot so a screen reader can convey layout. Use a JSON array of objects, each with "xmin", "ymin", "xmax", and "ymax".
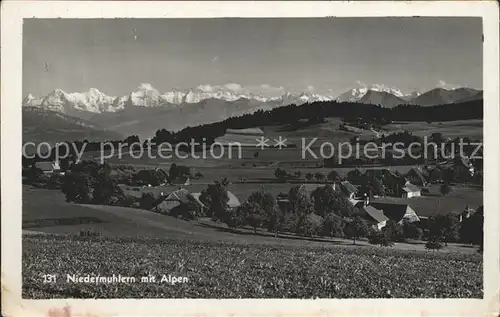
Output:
[{"xmin": 152, "ymin": 99, "xmax": 483, "ymax": 144}]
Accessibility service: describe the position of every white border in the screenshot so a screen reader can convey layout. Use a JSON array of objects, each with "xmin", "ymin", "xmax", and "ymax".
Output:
[{"xmin": 1, "ymin": 1, "xmax": 499, "ymax": 316}]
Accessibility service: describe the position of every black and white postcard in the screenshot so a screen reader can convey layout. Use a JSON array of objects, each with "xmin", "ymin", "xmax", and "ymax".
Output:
[{"xmin": 1, "ymin": 1, "xmax": 499, "ymax": 316}]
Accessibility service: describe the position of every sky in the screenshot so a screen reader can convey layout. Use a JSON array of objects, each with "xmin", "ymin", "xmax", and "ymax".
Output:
[{"xmin": 23, "ymin": 17, "xmax": 482, "ymax": 97}]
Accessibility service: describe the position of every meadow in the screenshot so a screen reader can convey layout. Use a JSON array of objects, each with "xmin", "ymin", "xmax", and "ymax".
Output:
[
  {"xmin": 23, "ymin": 234, "xmax": 483, "ymax": 299},
  {"xmin": 23, "ymin": 186, "xmax": 480, "ymax": 252}
]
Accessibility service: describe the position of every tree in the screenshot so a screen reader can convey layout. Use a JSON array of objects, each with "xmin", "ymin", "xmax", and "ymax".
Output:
[
  {"xmin": 170, "ymin": 198, "xmax": 201, "ymax": 220},
  {"xmin": 61, "ymin": 171, "xmax": 93, "ymax": 203},
  {"xmin": 381, "ymin": 220, "xmax": 404, "ymax": 242},
  {"xmin": 275, "ymin": 168, "xmax": 287, "ymax": 181},
  {"xmin": 194, "ymin": 171, "xmax": 204, "ymax": 179},
  {"xmin": 347, "ymin": 169, "xmax": 363, "ymax": 184},
  {"xmin": 430, "ymin": 132, "xmax": 444, "ymax": 145},
  {"xmin": 305, "ymin": 173, "xmax": 314, "ymax": 182},
  {"xmin": 288, "ymin": 186, "xmax": 314, "ymax": 216},
  {"xmin": 370, "ymin": 178, "xmax": 385, "ymax": 197},
  {"xmin": 402, "ymin": 221, "xmax": 423, "ymax": 240},
  {"xmin": 26, "ymin": 164, "xmax": 43, "ymax": 183},
  {"xmin": 428, "ymin": 168, "xmax": 443, "ymax": 183},
  {"xmin": 300, "ymin": 213, "xmax": 323, "ymax": 240},
  {"xmin": 134, "ymin": 169, "xmax": 166, "ymax": 186},
  {"xmin": 314, "ymin": 172, "xmax": 325, "ymax": 183},
  {"xmin": 201, "ymin": 180, "xmax": 230, "ymax": 222},
  {"xmin": 241, "ymin": 192, "xmax": 277, "ymax": 234},
  {"xmin": 321, "ymin": 213, "xmax": 345, "ymax": 239},
  {"xmin": 470, "ymin": 206, "xmax": 484, "ymax": 248},
  {"xmin": 461, "ymin": 206, "xmax": 483, "ymax": 247},
  {"xmin": 368, "ymin": 230, "xmax": 394, "ymax": 247},
  {"xmin": 344, "ymin": 216, "xmax": 370, "ymax": 245},
  {"xmin": 139, "ymin": 192, "xmax": 156, "ymax": 210},
  {"xmin": 327, "ymin": 170, "xmax": 340, "ymax": 182},
  {"xmin": 265, "ymin": 204, "xmax": 285, "ymax": 238},
  {"xmin": 310, "ymin": 185, "xmax": 357, "ymax": 218},
  {"xmin": 436, "ymin": 183, "xmax": 453, "ymax": 214},
  {"xmin": 46, "ymin": 174, "xmax": 64, "ymax": 190},
  {"xmin": 168, "ymin": 163, "xmax": 191, "ymax": 181},
  {"xmin": 429, "ymin": 214, "xmax": 461, "ymax": 246},
  {"xmin": 92, "ymin": 164, "xmax": 125, "ymax": 205}
]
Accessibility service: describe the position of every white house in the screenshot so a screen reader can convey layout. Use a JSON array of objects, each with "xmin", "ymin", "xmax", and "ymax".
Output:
[{"xmin": 401, "ymin": 182, "xmax": 421, "ymax": 198}]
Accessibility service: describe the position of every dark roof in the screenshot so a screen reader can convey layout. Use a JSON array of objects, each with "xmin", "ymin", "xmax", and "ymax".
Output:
[
  {"xmin": 408, "ymin": 167, "xmax": 427, "ymax": 184},
  {"xmin": 340, "ymin": 181, "xmax": 358, "ymax": 195},
  {"xmin": 371, "ymin": 202, "xmax": 410, "ymax": 223},
  {"xmin": 354, "ymin": 202, "xmax": 389, "ymax": 223}
]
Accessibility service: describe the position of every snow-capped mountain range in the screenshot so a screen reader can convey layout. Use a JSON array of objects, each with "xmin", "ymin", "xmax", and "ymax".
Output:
[
  {"xmin": 23, "ymin": 83, "xmax": 482, "ymax": 116},
  {"xmin": 23, "ymin": 83, "xmax": 340, "ymax": 115},
  {"xmin": 335, "ymin": 85, "xmax": 420, "ymax": 103}
]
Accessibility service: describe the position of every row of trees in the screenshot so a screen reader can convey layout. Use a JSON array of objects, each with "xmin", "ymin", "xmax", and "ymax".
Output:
[
  {"xmin": 274, "ymin": 168, "xmax": 341, "ymax": 183},
  {"xmin": 150, "ymin": 99, "xmax": 483, "ymax": 145},
  {"xmin": 196, "ymin": 179, "xmax": 483, "ymax": 249}
]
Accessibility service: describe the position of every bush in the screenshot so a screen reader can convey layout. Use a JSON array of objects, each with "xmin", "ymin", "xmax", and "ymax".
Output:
[
  {"xmin": 170, "ymin": 202, "xmax": 200, "ymax": 220},
  {"xmin": 321, "ymin": 213, "xmax": 345, "ymax": 239},
  {"xmin": 402, "ymin": 221, "xmax": 423, "ymax": 240},
  {"xmin": 344, "ymin": 216, "xmax": 370, "ymax": 245},
  {"xmin": 425, "ymin": 239, "xmax": 444, "ymax": 250},
  {"xmin": 118, "ymin": 195, "xmax": 137, "ymax": 208},
  {"xmin": 139, "ymin": 193, "xmax": 156, "ymax": 210},
  {"xmin": 382, "ymin": 220, "xmax": 405, "ymax": 242},
  {"xmin": 297, "ymin": 213, "xmax": 323, "ymax": 240},
  {"xmin": 368, "ymin": 230, "xmax": 394, "ymax": 247}
]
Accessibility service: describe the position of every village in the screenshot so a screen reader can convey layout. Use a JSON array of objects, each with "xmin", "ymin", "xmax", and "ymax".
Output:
[{"xmin": 23, "ymin": 132, "xmax": 484, "ymax": 251}]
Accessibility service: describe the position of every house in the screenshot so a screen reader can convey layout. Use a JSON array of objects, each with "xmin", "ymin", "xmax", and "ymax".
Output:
[
  {"xmin": 370, "ymin": 201, "xmax": 420, "ymax": 224},
  {"xmin": 153, "ymin": 188, "xmax": 204, "ymax": 214},
  {"xmin": 354, "ymin": 198, "xmax": 388, "ymax": 230},
  {"xmin": 401, "ymin": 181, "xmax": 421, "ymax": 198},
  {"xmin": 459, "ymin": 205, "xmax": 475, "ymax": 222},
  {"xmin": 339, "ymin": 181, "xmax": 358, "ymax": 200},
  {"xmin": 226, "ymin": 191, "xmax": 241, "ymax": 210},
  {"xmin": 35, "ymin": 161, "xmax": 62, "ymax": 175},
  {"xmin": 406, "ymin": 167, "xmax": 429, "ymax": 186}
]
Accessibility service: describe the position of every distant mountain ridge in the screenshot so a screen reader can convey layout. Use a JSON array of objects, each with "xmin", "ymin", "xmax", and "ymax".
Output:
[
  {"xmin": 23, "ymin": 106, "xmax": 123, "ymax": 144},
  {"xmin": 23, "ymin": 83, "xmax": 483, "ymax": 140},
  {"xmin": 411, "ymin": 88, "xmax": 482, "ymax": 106},
  {"xmin": 24, "ymin": 83, "xmax": 482, "ymax": 116}
]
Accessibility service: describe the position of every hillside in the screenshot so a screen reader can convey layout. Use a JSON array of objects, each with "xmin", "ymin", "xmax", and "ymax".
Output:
[
  {"xmin": 89, "ymin": 98, "xmax": 274, "ymax": 139},
  {"xmin": 357, "ymin": 90, "xmax": 407, "ymax": 108},
  {"xmin": 411, "ymin": 88, "xmax": 481, "ymax": 106},
  {"xmin": 23, "ymin": 107, "xmax": 123, "ymax": 144}
]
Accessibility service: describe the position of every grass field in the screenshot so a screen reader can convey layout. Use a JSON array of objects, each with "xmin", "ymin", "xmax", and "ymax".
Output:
[
  {"xmin": 80, "ymin": 119, "xmax": 482, "ymax": 170},
  {"xmin": 23, "ymin": 186, "xmax": 481, "ymax": 252},
  {"xmin": 22, "ymin": 234, "xmax": 483, "ymax": 298},
  {"xmin": 384, "ymin": 120, "xmax": 483, "ymax": 140}
]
